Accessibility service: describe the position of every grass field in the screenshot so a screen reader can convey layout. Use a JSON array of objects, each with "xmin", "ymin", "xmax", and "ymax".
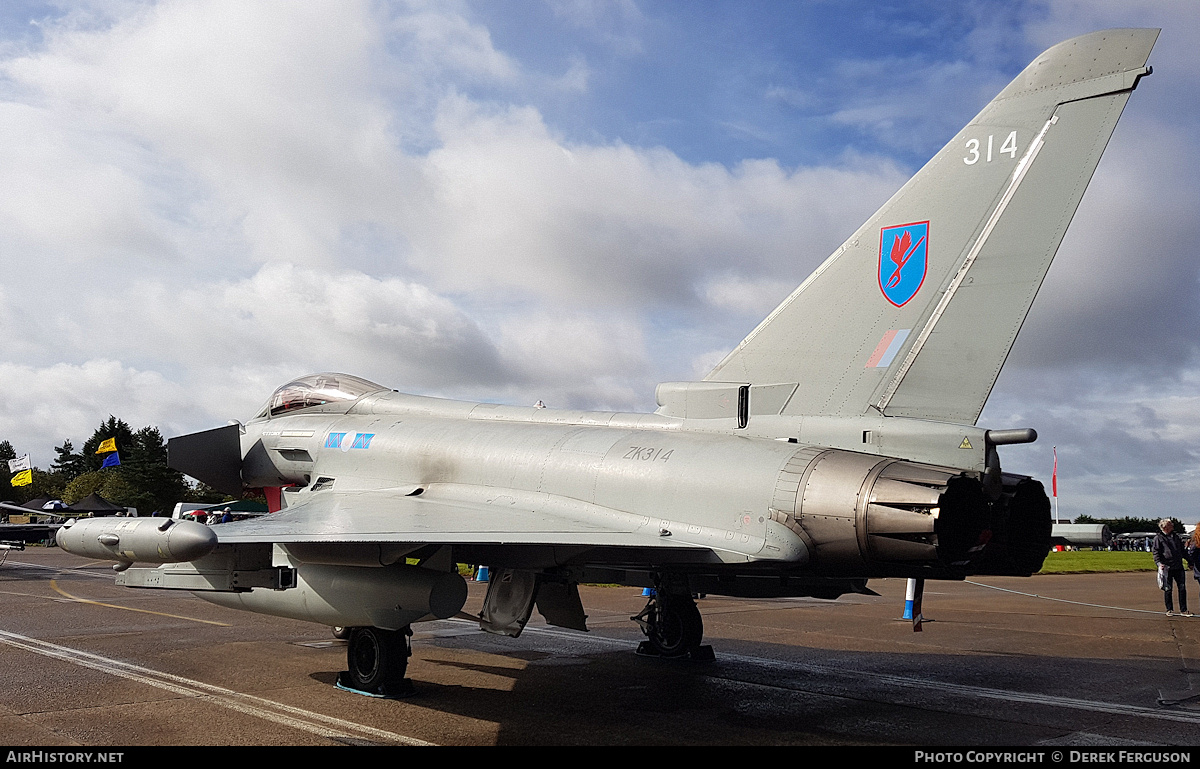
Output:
[{"xmin": 1038, "ymin": 550, "xmax": 1155, "ymax": 574}]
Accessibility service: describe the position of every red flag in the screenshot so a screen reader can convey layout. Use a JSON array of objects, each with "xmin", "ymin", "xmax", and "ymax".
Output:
[{"xmin": 1052, "ymin": 447, "xmax": 1058, "ymax": 498}]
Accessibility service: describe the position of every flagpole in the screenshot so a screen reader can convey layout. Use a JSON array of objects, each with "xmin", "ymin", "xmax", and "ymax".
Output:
[{"xmin": 1052, "ymin": 446, "xmax": 1060, "ymax": 523}]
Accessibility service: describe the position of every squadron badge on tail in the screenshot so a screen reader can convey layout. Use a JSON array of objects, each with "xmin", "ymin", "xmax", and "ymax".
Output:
[{"xmin": 879, "ymin": 221, "xmax": 928, "ymax": 307}]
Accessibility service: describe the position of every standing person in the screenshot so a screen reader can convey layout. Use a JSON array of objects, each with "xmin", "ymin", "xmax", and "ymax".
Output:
[
  {"xmin": 1153, "ymin": 519, "xmax": 1190, "ymax": 617},
  {"xmin": 1185, "ymin": 527, "xmax": 1200, "ymax": 595}
]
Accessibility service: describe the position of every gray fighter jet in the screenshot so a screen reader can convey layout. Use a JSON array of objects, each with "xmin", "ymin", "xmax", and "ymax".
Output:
[{"xmin": 57, "ymin": 29, "xmax": 1158, "ymax": 695}]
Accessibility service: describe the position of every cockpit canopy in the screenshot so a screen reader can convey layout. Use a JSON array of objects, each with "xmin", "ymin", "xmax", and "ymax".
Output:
[{"xmin": 255, "ymin": 373, "xmax": 388, "ymax": 419}]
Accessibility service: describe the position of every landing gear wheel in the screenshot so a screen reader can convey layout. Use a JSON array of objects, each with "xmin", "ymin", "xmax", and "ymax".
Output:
[
  {"xmin": 647, "ymin": 596, "xmax": 702, "ymax": 657},
  {"xmin": 342, "ymin": 626, "xmax": 413, "ymax": 696},
  {"xmin": 633, "ymin": 584, "xmax": 709, "ymax": 660},
  {"xmin": 331, "ymin": 626, "xmax": 351, "ymax": 640}
]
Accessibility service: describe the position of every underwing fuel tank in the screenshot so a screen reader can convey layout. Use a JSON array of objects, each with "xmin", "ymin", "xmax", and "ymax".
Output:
[
  {"xmin": 199, "ymin": 563, "xmax": 469, "ymax": 630},
  {"xmin": 56, "ymin": 517, "xmax": 218, "ymax": 570}
]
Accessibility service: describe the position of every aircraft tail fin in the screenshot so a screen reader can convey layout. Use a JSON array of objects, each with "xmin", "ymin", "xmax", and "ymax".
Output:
[{"xmin": 706, "ymin": 29, "xmax": 1157, "ymax": 424}]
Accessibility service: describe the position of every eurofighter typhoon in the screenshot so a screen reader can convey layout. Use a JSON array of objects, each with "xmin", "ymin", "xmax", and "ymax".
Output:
[{"xmin": 58, "ymin": 30, "xmax": 1158, "ymax": 695}]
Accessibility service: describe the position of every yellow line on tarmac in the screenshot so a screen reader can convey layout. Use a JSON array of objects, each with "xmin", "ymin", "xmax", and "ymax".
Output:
[
  {"xmin": 0, "ymin": 589, "xmax": 61, "ymax": 600},
  {"xmin": 50, "ymin": 579, "xmax": 231, "ymax": 626}
]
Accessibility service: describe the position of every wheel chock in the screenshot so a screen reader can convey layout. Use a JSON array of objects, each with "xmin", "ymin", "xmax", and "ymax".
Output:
[{"xmin": 335, "ymin": 671, "xmax": 416, "ymax": 699}]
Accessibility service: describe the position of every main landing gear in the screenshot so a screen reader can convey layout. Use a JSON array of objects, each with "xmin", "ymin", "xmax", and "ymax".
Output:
[
  {"xmin": 336, "ymin": 626, "xmax": 415, "ymax": 698},
  {"xmin": 632, "ymin": 575, "xmax": 714, "ymax": 661}
]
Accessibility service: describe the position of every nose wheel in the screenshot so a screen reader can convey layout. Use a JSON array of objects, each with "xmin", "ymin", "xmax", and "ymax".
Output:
[{"xmin": 338, "ymin": 626, "xmax": 415, "ymax": 697}]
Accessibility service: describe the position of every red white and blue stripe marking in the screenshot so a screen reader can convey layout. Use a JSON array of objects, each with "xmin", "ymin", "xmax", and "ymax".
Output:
[{"xmin": 866, "ymin": 329, "xmax": 911, "ymax": 368}]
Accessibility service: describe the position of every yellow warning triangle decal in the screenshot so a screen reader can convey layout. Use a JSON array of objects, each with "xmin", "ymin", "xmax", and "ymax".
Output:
[{"xmin": 959, "ymin": 437, "xmax": 973, "ymax": 449}]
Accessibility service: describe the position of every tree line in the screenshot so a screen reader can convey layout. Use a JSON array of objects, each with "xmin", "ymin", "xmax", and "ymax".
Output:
[
  {"xmin": 1074, "ymin": 515, "xmax": 1186, "ymax": 534},
  {"xmin": 1, "ymin": 416, "xmax": 233, "ymax": 515}
]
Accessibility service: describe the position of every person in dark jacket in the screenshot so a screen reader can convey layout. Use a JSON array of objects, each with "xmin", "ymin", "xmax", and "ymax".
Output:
[
  {"xmin": 1153, "ymin": 519, "xmax": 1191, "ymax": 617},
  {"xmin": 1185, "ymin": 527, "xmax": 1200, "ymax": 591}
]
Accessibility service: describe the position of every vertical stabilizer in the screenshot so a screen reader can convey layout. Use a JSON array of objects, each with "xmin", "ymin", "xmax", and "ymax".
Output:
[{"xmin": 707, "ymin": 29, "xmax": 1157, "ymax": 424}]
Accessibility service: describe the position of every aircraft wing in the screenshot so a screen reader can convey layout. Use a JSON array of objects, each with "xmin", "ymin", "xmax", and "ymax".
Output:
[
  {"xmin": 0, "ymin": 522, "xmax": 62, "ymax": 543},
  {"xmin": 211, "ymin": 483, "xmax": 710, "ymax": 553},
  {"xmin": 0, "ymin": 502, "xmax": 67, "ymax": 520}
]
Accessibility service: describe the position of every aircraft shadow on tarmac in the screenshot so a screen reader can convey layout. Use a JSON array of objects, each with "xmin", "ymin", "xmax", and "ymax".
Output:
[{"xmin": 294, "ymin": 630, "xmax": 1200, "ymax": 746}]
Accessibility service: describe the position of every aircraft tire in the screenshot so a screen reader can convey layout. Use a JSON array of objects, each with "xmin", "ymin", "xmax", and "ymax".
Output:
[
  {"xmin": 331, "ymin": 626, "xmax": 351, "ymax": 640},
  {"xmin": 346, "ymin": 626, "xmax": 409, "ymax": 693},
  {"xmin": 648, "ymin": 596, "xmax": 703, "ymax": 657}
]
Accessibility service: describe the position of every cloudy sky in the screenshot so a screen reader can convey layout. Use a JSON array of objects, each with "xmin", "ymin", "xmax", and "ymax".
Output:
[{"xmin": 0, "ymin": 1, "xmax": 1195, "ymax": 520}]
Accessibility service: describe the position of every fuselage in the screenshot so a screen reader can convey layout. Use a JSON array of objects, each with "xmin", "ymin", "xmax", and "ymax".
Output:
[{"xmin": 236, "ymin": 385, "xmax": 1046, "ymax": 581}]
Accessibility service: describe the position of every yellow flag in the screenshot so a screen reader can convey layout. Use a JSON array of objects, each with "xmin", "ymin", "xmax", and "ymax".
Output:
[
  {"xmin": 96, "ymin": 438, "xmax": 117, "ymax": 454},
  {"xmin": 11, "ymin": 469, "xmax": 31, "ymax": 487}
]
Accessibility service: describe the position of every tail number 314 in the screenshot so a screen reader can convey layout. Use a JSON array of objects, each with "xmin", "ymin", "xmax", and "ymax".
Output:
[{"xmin": 964, "ymin": 131, "xmax": 1018, "ymax": 165}]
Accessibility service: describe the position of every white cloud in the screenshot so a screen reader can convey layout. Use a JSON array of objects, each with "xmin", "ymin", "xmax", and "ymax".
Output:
[
  {"xmin": 0, "ymin": 101, "xmax": 179, "ymax": 263},
  {"xmin": 391, "ymin": 0, "xmax": 520, "ymax": 85},
  {"xmin": 0, "ymin": 361, "xmax": 195, "ymax": 465},
  {"xmin": 982, "ymin": 369, "xmax": 1200, "ymax": 517},
  {"xmin": 491, "ymin": 310, "xmax": 649, "ymax": 409},
  {"xmin": 82, "ymin": 263, "xmax": 506, "ymax": 390},
  {"xmin": 411, "ymin": 96, "xmax": 906, "ymax": 305}
]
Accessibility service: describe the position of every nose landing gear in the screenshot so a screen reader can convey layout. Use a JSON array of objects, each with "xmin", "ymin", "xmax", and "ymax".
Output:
[{"xmin": 336, "ymin": 626, "xmax": 416, "ymax": 698}]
